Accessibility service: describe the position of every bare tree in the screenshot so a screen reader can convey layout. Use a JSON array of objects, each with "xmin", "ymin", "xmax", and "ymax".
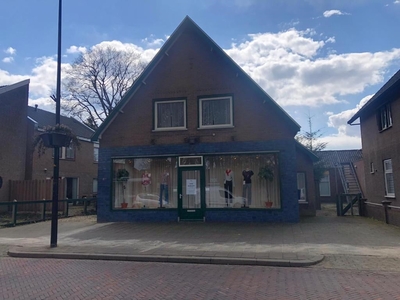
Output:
[
  {"xmin": 62, "ymin": 46, "xmax": 146, "ymax": 128},
  {"xmin": 296, "ymin": 114, "xmax": 328, "ymax": 181}
]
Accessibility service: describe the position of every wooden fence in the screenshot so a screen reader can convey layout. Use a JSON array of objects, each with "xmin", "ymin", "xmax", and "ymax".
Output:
[{"xmin": 8, "ymin": 179, "xmax": 66, "ymax": 212}]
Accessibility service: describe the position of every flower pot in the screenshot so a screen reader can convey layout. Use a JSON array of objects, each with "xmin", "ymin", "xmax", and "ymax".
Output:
[
  {"xmin": 265, "ymin": 201, "xmax": 273, "ymax": 208},
  {"xmin": 121, "ymin": 203, "xmax": 128, "ymax": 209},
  {"xmin": 40, "ymin": 132, "xmax": 72, "ymax": 148}
]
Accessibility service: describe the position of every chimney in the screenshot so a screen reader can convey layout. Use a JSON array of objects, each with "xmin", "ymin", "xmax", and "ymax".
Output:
[{"xmin": 35, "ymin": 104, "xmax": 38, "ymax": 111}]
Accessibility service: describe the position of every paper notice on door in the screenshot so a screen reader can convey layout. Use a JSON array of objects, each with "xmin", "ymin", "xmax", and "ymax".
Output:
[{"xmin": 186, "ymin": 179, "xmax": 197, "ymax": 195}]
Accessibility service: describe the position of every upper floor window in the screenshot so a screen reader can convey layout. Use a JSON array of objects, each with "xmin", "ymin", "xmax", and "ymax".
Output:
[
  {"xmin": 378, "ymin": 104, "xmax": 392, "ymax": 131},
  {"xmin": 383, "ymin": 159, "xmax": 395, "ymax": 197},
  {"xmin": 154, "ymin": 99, "xmax": 186, "ymax": 130},
  {"xmin": 199, "ymin": 96, "xmax": 233, "ymax": 128},
  {"xmin": 54, "ymin": 144, "xmax": 75, "ymax": 160},
  {"xmin": 93, "ymin": 143, "xmax": 99, "ymax": 163}
]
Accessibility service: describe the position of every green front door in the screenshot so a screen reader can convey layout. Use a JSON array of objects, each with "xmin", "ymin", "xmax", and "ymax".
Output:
[{"xmin": 178, "ymin": 167, "xmax": 205, "ymax": 220}]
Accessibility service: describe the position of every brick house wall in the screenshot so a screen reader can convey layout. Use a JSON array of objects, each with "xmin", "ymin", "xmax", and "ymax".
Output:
[
  {"xmin": 31, "ymin": 139, "xmax": 97, "ymax": 198},
  {"xmin": 0, "ymin": 81, "xmax": 29, "ymax": 203},
  {"xmin": 296, "ymin": 148, "xmax": 316, "ymax": 216},
  {"xmin": 360, "ymin": 95, "xmax": 400, "ymax": 205}
]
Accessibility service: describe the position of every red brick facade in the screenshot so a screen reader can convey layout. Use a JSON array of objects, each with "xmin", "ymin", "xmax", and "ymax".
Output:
[{"xmin": 0, "ymin": 80, "xmax": 29, "ymax": 203}]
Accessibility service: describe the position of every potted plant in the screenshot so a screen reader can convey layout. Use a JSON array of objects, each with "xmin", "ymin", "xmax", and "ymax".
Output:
[
  {"xmin": 258, "ymin": 165, "xmax": 274, "ymax": 208},
  {"xmin": 116, "ymin": 169, "xmax": 129, "ymax": 208},
  {"xmin": 33, "ymin": 124, "xmax": 80, "ymax": 157}
]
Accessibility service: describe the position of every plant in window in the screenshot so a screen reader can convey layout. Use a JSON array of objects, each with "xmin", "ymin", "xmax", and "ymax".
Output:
[
  {"xmin": 117, "ymin": 169, "xmax": 130, "ymax": 181},
  {"xmin": 33, "ymin": 124, "xmax": 80, "ymax": 157},
  {"xmin": 116, "ymin": 169, "xmax": 130, "ymax": 208},
  {"xmin": 258, "ymin": 165, "xmax": 274, "ymax": 208}
]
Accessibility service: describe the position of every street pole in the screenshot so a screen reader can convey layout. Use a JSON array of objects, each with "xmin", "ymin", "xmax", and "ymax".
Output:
[{"xmin": 51, "ymin": 0, "xmax": 62, "ymax": 248}]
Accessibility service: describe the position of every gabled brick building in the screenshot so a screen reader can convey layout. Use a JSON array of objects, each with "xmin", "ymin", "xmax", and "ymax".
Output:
[
  {"xmin": 93, "ymin": 16, "xmax": 317, "ymax": 222},
  {"xmin": 348, "ymin": 69, "xmax": 400, "ymax": 221}
]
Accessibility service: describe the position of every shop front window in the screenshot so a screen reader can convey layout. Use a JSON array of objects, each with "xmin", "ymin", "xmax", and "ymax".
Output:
[
  {"xmin": 112, "ymin": 157, "xmax": 178, "ymax": 209},
  {"xmin": 204, "ymin": 154, "xmax": 280, "ymax": 209}
]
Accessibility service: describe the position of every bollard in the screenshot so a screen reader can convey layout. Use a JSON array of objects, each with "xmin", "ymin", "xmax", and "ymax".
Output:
[
  {"xmin": 382, "ymin": 200, "xmax": 392, "ymax": 224},
  {"xmin": 12, "ymin": 199, "xmax": 17, "ymax": 226},
  {"xmin": 359, "ymin": 198, "xmax": 366, "ymax": 216},
  {"xmin": 42, "ymin": 200, "xmax": 46, "ymax": 221}
]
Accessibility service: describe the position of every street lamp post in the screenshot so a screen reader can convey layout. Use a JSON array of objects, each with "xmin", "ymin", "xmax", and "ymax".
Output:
[{"xmin": 51, "ymin": 0, "xmax": 62, "ymax": 248}]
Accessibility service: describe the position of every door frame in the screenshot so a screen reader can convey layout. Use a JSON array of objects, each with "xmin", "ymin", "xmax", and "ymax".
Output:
[{"xmin": 178, "ymin": 166, "xmax": 205, "ymax": 220}]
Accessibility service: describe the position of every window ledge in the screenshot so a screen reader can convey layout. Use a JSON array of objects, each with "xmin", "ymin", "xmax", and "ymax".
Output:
[
  {"xmin": 379, "ymin": 125, "xmax": 393, "ymax": 133},
  {"xmin": 197, "ymin": 125, "xmax": 235, "ymax": 130},
  {"xmin": 152, "ymin": 128, "xmax": 188, "ymax": 133},
  {"xmin": 298, "ymin": 200, "xmax": 308, "ymax": 204},
  {"xmin": 385, "ymin": 195, "xmax": 396, "ymax": 199}
]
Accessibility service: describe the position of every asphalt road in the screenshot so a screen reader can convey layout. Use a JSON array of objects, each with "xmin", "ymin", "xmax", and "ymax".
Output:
[{"xmin": 1, "ymin": 257, "xmax": 400, "ymax": 300}]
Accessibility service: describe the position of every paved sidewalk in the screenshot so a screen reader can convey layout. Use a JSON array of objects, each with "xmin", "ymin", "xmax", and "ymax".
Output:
[{"xmin": 3, "ymin": 209, "xmax": 400, "ymax": 269}]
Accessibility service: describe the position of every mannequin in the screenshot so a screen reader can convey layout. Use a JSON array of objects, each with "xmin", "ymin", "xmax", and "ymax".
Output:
[
  {"xmin": 159, "ymin": 170, "xmax": 170, "ymax": 207},
  {"xmin": 224, "ymin": 168, "xmax": 234, "ymax": 206},
  {"xmin": 242, "ymin": 167, "xmax": 254, "ymax": 206}
]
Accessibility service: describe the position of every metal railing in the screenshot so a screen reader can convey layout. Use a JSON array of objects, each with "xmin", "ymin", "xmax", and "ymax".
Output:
[{"xmin": 0, "ymin": 197, "xmax": 96, "ymax": 227}]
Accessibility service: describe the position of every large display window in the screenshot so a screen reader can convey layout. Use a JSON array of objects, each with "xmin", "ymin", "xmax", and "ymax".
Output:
[
  {"xmin": 112, "ymin": 153, "xmax": 280, "ymax": 210},
  {"xmin": 204, "ymin": 154, "xmax": 280, "ymax": 209},
  {"xmin": 112, "ymin": 157, "xmax": 178, "ymax": 209}
]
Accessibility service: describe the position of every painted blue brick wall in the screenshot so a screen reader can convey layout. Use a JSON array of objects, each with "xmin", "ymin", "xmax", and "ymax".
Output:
[{"xmin": 97, "ymin": 140, "xmax": 299, "ymax": 223}]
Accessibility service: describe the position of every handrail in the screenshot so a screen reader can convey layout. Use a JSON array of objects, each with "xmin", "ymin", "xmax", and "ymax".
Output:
[
  {"xmin": 0, "ymin": 197, "xmax": 96, "ymax": 227},
  {"xmin": 349, "ymin": 162, "xmax": 363, "ymax": 197},
  {"xmin": 364, "ymin": 201, "xmax": 382, "ymax": 206},
  {"xmin": 387, "ymin": 205, "xmax": 400, "ymax": 210}
]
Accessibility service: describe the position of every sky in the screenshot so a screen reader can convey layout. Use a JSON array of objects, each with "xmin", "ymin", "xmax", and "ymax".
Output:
[{"xmin": 1, "ymin": 0, "xmax": 400, "ymax": 150}]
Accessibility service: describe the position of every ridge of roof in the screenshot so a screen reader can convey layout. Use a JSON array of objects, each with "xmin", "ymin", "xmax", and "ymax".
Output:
[
  {"xmin": 28, "ymin": 106, "xmax": 95, "ymax": 139},
  {"xmin": 348, "ymin": 69, "xmax": 400, "ymax": 124},
  {"xmin": 0, "ymin": 79, "xmax": 30, "ymax": 95},
  {"xmin": 92, "ymin": 16, "xmax": 300, "ymax": 141}
]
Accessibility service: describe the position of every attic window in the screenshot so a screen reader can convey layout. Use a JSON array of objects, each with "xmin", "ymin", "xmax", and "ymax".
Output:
[
  {"xmin": 378, "ymin": 104, "xmax": 392, "ymax": 131},
  {"xmin": 199, "ymin": 96, "xmax": 233, "ymax": 129},
  {"xmin": 154, "ymin": 99, "xmax": 186, "ymax": 131}
]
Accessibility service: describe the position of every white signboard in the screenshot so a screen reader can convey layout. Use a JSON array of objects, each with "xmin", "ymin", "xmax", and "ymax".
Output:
[{"xmin": 186, "ymin": 179, "xmax": 197, "ymax": 195}]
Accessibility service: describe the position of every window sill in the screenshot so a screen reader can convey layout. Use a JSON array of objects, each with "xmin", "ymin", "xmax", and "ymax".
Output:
[
  {"xmin": 379, "ymin": 125, "xmax": 393, "ymax": 133},
  {"xmin": 152, "ymin": 128, "xmax": 188, "ymax": 132},
  {"xmin": 298, "ymin": 200, "xmax": 308, "ymax": 204},
  {"xmin": 197, "ymin": 125, "xmax": 235, "ymax": 130},
  {"xmin": 385, "ymin": 195, "xmax": 396, "ymax": 199}
]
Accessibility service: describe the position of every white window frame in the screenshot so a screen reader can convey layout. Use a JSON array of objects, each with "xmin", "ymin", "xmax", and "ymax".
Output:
[
  {"xmin": 93, "ymin": 143, "xmax": 99, "ymax": 163},
  {"xmin": 55, "ymin": 145, "xmax": 75, "ymax": 160},
  {"xmin": 199, "ymin": 96, "xmax": 233, "ymax": 129},
  {"xmin": 319, "ymin": 171, "xmax": 331, "ymax": 197},
  {"xmin": 154, "ymin": 99, "xmax": 186, "ymax": 131},
  {"xmin": 379, "ymin": 104, "xmax": 393, "ymax": 131},
  {"xmin": 384, "ymin": 159, "xmax": 395, "ymax": 197},
  {"xmin": 297, "ymin": 172, "xmax": 307, "ymax": 202}
]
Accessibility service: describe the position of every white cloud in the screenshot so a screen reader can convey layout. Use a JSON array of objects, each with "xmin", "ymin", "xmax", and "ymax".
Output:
[
  {"xmin": 2, "ymin": 57, "xmax": 14, "ymax": 63},
  {"xmin": 66, "ymin": 46, "xmax": 87, "ymax": 54},
  {"xmin": 394, "ymin": 0, "xmax": 400, "ymax": 4},
  {"xmin": 141, "ymin": 34, "xmax": 165, "ymax": 48},
  {"xmin": 320, "ymin": 95, "xmax": 372, "ymax": 149},
  {"xmin": 4, "ymin": 47, "xmax": 16, "ymax": 55},
  {"xmin": 225, "ymin": 29, "xmax": 400, "ymax": 106},
  {"xmin": 323, "ymin": 10, "xmax": 350, "ymax": 17}
]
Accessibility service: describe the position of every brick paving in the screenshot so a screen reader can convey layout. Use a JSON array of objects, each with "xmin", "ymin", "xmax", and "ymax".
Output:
[
  {"xmin": 2, "ymin": 206, "xmax": 400, "ymax": 270},
  {"xmin": 1, "ymin": 258, "xmax": 400, "ymax": 300}
]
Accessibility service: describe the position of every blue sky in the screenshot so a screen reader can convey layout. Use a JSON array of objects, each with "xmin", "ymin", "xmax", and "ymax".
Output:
[{"xmin": 1, "ymin": 0, "xmax": 400, "ymax": 149}]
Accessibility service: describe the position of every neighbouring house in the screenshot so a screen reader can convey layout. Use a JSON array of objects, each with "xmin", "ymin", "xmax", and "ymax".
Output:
[
  {"xmin": 92, "ymin": 16, "xmax": 317, "ymax": 222},
  {"xmin": 0, "ymin": 80, "xmax": 30, "ymax": 206},
  {"xmin": 0, "ymin": 79, "xmax": 99, "ymax": 204},
  {"xmin": 315, "ymin": 150, "xmax": 364, "ymax": 204},
  {"xmin": 348, "ymin": 69, "xmax": 400, "ymax": 223}
]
